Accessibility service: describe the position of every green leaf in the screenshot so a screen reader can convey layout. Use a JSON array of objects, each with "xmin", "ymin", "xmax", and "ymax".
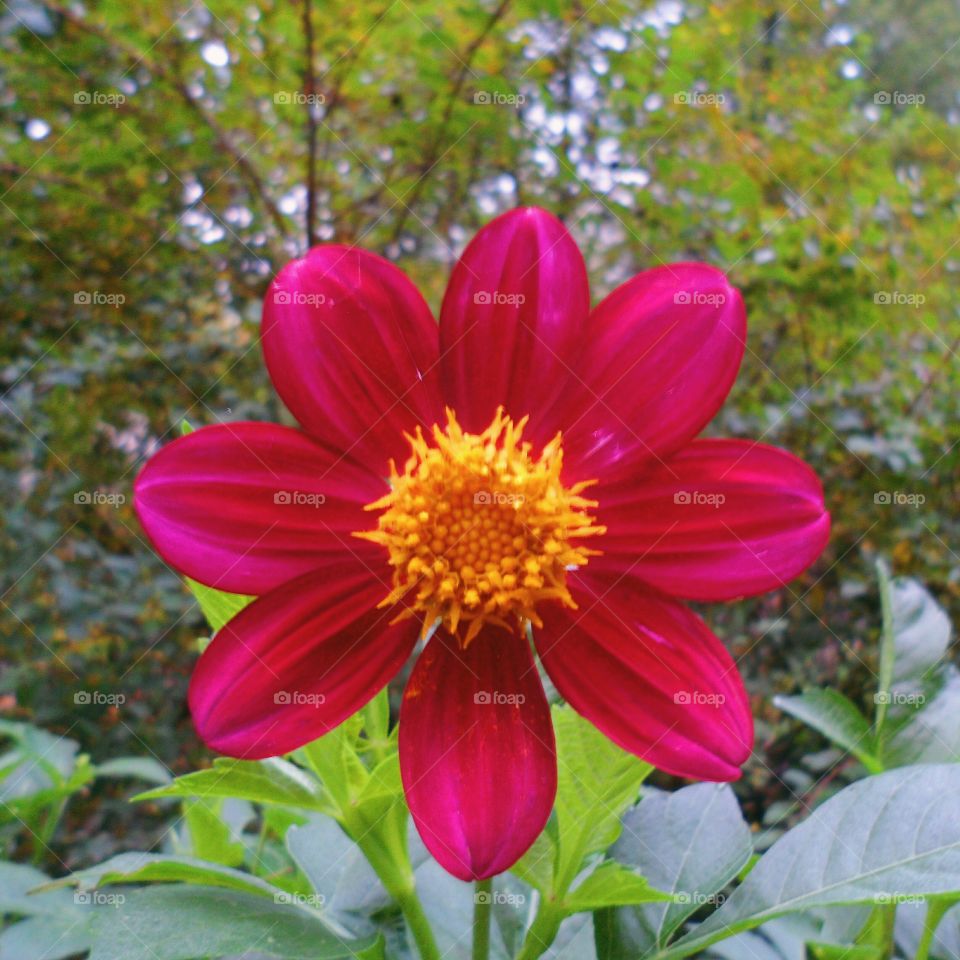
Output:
[
  {"xmin": 45, "ymin": 852, "xmax": 282, "ymax": 898},
  {"xmin": 552, "ymin": 705, "xmax": 652, "ymax": 893},
  {"xmin": 564, "ymin": 862, "xmax": 669, "ymax": 912},
  {"xmin": 361, "ymin": 685, "xmax": 391, "ymax": 746},
  {"xmin": 596, "ymin": 784, "xmax": 752, "ymax": 959},
  {"xmin": 287, "ymin": 815, "xmax": 385, "ymax": 924},
  {"xmin": 86, "ymin": 886, "xmax": 374, "ymax": 960},
  {"xmin": 135, "ymin": 756, "xmax": 327, "ymax": 810},
  {"xmin": 185, "ymin": 577, "xmax": 254, "ymax": 633},
  {"xmin": 774, "ymin": 689, "xmax": 881, "ymax": 771},
  {"xmin": 885, "ymin": 669, "xmax": 960, "ymax": 765},
  {"xmin": 659, "ymin": 764, "xmax": 960, "ymax": 960},
  {"xmin": 183, "ymin": 796, "xmax": 247, "ymax": 866},
  {"xmin": 0, "ymin": 719, "xmax": 80, "ymax": 800},
  {"xmin": 887, "ymin": 574, "xmax": 951, "ymax": 685},
  {"xmin": 94, "ymin": 756, "xmax": 171, "ymax": 784},
  {"xmin": 511, "ymin": 831, "xmax": 557, "ymax": 894},
  {"xmin": 0, "ymin": 862, "xmax": 75, "ymax": 916},
  {"xmin": 806, "ymin": 941, "xmax": 886, "ymax": 959},
  {"xmin": 300, "ymin": 715, "xmax": 369, "ymax": 811},
  {"xmin": 0, "ymin": 913, "xmax": 93, "ymax": 960}
]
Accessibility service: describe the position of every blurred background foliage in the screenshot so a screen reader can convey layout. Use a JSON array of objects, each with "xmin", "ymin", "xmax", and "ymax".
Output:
[{"xmin": 1, "ymin": 0, "xmax": 958, "ymax": 865}]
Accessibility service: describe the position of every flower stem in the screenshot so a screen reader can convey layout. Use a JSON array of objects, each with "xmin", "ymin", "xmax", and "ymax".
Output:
[
  {"xmin": 472, "ymin": 879, "xmax": 493, "ymax": 960},
  {"xmin": 395, "ymin": 885, "xmax": 442, "ymax": 960},
  {"xmin": 516, "ymin": 900, "xmax": 563, "ymax": 960},
  {"xmin": 915, "ymin": 898, "xmax": 950, "ymax": 960}
]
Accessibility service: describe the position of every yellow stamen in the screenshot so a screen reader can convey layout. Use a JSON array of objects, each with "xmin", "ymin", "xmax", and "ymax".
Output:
[{"xmin": 355, "ymin": 407, "xmax": 605, "ymax": 645}]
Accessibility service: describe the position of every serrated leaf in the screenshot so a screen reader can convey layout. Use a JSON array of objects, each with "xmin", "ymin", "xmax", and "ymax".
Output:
[
  {"xmin": 596, "ymin": 784, "xmax": 752, "ymax": 958},
  {"xmin": 186, "ymin": 577, "xmax": 254, "ymax": 633},
  {"xmin": 774, "ymin": 689, "xmax": 880, "ymax": 770},
  {"xmin": 552, "ymin": 706, "xmax": 652, "ymax": 892},
  {"xmin": 183, "ymin": 796, "xmax": 246, "ymax": 866},
  {"xmin": 564, "ymin": 862, "xmax": 669, "ymax": 912},
  {"xmin": 661, "ymin": 765, "xmax": 960, "ymax": 960},
  {"xmin": 86, "ymin": 886, "xmax": 373, "ymax": 960},
  {"xmin": 45, "ymin": 852, "xmax": 281, "ymax": 898},
  {"xmin": 135, "ymin": 757, "xmax": 326, "ymax": 810}
]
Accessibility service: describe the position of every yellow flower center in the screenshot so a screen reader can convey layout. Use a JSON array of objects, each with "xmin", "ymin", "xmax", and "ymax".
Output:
[{"xmin": 357, "ymin": 408, "xmax": 605, "ymax": 646}]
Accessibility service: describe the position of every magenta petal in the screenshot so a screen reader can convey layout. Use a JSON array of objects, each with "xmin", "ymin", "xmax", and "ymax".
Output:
[
  {"xmin": 438, "ymin": 207, "xmax": 589, "ymax": 441},
  {"xmin": 536, "ymin": 571, "xmax": 753, "ymax": 781},
  {"xmin": 556, "ymin": 263, "xmax": 746, "ymax": 483},
  {"xmin": 189, "ymin": 560, "xmax": 416, "ymax": 759},
  {"xmin": 262, "ymin": 245, "xmax": 444, "ymax": 474},
  {"xmin": 593, "ymin": 439, "xmax": 830, "ymax": 601},
  {"xmin": 399, "ymin": 627, "xmax": 556, "ymax": 880},
  {"xmin": 134, "ymin": 422, "xmax": 385, "ymax": 595}
]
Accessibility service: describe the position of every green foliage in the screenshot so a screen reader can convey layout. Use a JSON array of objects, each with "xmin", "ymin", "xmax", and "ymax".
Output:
[{"xmin": 775, "ymin": 562, "xmax": 959, "ymax": 777}]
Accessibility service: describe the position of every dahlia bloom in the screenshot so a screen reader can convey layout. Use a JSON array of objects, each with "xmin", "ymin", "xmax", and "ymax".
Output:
[{"xmin": 134, "ymin": 207, "xmax": 829, "ymax": 881}]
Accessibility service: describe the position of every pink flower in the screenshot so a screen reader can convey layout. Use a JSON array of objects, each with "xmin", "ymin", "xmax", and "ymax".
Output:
[{"xmin": 135, "ymin": 207, "xmax": 829, "ymax": 881}]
